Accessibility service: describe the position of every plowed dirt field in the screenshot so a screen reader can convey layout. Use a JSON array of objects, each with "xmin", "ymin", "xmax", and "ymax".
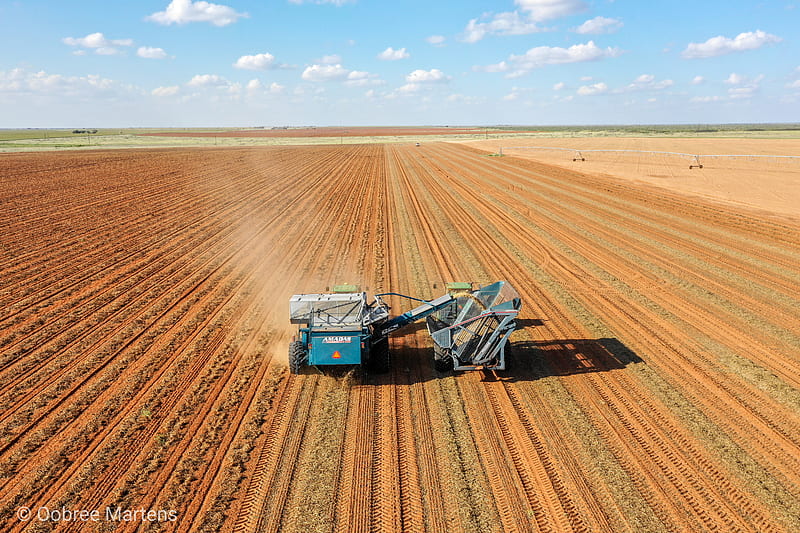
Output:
[{"xmin": 1, "ymin": 143, "xmax": 799, "ymax": 532}]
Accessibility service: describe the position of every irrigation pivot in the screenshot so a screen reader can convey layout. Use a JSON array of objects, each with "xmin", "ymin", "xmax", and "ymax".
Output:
[{"xmin": 499, "ymin": 145, "xmax": 800, "ymax": 169}]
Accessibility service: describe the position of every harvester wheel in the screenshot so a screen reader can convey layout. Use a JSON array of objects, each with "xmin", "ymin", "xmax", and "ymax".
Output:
[
  {"xmin": 368, "ymin": 338, "xmax": 390, "ymax": 374},
  {"xmin": 433, "ymin": 345, "xmax": 454, "ymax": 372},
  {"xmin": 289, "ymin": 341, "xmax": 306, "ymax": 375}
]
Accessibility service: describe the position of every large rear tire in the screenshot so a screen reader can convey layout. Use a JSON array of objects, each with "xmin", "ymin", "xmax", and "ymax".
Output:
[
  {"xmin": 433, "ymin": 344, "xmax": 454, "ymax": 372},
  {"xmin": 289, "ymin": 341, "xmax": 306, "ymax": 375}
]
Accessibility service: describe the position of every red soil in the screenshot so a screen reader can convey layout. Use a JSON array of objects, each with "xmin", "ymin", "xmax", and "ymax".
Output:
[{"xmin": 1, "ymin": 143, "xmax": 798, "ymax": 532}]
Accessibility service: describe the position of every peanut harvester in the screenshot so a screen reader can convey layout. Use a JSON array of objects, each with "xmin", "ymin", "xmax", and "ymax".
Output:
[{"xmin": 288, "ymin": 281, "xmax": 521, "ymax": 374}]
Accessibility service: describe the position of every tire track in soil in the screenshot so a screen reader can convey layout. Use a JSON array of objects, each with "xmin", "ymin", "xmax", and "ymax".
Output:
[
  {"xmin": 462, "ymin": 153, "xmax": 800, "ymax": 385},
  {"xmin": 233, "ymin": 144, "xmax": 392, "ymax": 533},
  {"xmin": 376, "ymin": 145, "xmax": 448, "ymax": 533},
  {"xmin": 449, "ymin": 146, "xmax": 800, "ymax": 500},
  {"xmin": 0, "ymin": 160, "xmax": 306, "ymax": 472},
  {"xmin": 65, "ymin": 229, "xmax": 289, "ymax": 531},
  {"xmin": 145, "ymin": 147, "xmax": 372, "ymax": 528},
  {"xmin": 0, "ymin": 147, "xmax": 344, "ymax": 532},
  {"xmin": 3, "ymin": 143, "xmax": 798, "ymax": 532},
  {"xmin": 392, "ymin": 144, "xmax": 592, "ymax": 532},
  {"xmin": 386, "ymin": 146, "xmax": 508, "ymax": 532},
  {"xmin": 434, "ymin": 143, "xmax": 800, "ymax": 418},
  {"xmin": 0, "ymin": 150, "xmax": 312, "ymax": 398},
  {"xmin": 396, "ymin": 143, "xmax": 791, "ymax": 531},
  {"xmin": 276, "ymin": 145, "xmax": 389, "ymax": 533},
  {"xmin": 222, "ymin": 148, "xmax": 376, "ymax": 531},
  {"xmin": 3, "ymin": 150, "xmax": 328, "ymax": 520}
]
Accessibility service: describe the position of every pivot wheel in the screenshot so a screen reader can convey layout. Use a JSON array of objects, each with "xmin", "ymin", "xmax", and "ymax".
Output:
[{"xmin": 289, "ymin": 341, "xmax": 306, "ymax": 375}]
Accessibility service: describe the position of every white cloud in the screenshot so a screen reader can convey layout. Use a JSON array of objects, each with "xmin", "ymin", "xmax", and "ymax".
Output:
[
  {"xmin": 0, "ymin": 67, "xmax": 135, "ymax": 99},
  {"xmin": 241, "ymin": 78, "xmax": 286, "ymax": 99},
  {"xmin": 786, "ymin": 80, "xmax": 800, "ymax": 89},
  {"xmin": 302, "ymin": 64, "xmax": 350, "ymax": 82},
  {"xmin": 691, "ymin": 75, "xmax": 705, "ymax": 85},
  {"xmin": 461, "ymin": 11, "xmax": 543, "ymax": 43},
  {"xmin": 574, "ymin": 16, "xmax": 623, "ymax": 35},
  {"xmin": 553, "ymin": 81, "xmax": 566, "ymax": 90},
  {"xmin": 243, "ymin": 79, "xmax": 284, "ymax": 95},
  {"xmin": 426, "ymin": 35, "xmax": 446, "ymax": 46},
  {"xmin": 233, "ymin": 53, "xmax": 287, "ymax": 70},
  {"xmin": 377, "ymin": 47, "xmax": 410, "ymax": 61},
  {"xmin": 725, "ymin": 73, "xmax": 763, "ymax": 85},
  {"xmin": 725, "ymin": 72, "xmax": 746, "ymax": 85},
  {"xmin": 345, "ymin": 70, "xmax": 382, "ymax": 87},
  {"xmin": 690, "ymin": 95, "xmax": 723, "ymax": 103},
  {"xmin": 301, "ymin": 63, "xmax": 381, "ymax": 86},
  {"xmin": 721, "ymin": 73, "xmax": 763, "ymax": 99},
  {"xmin": 460, "ymin": 1, "xmax": 588, "ymax": 43},
  {"xmin": 619, "ymin": 74, "xmax": 674, "ymax": 92},
  {"xmin": 152, "ymin": 85, "xmax": 180, "ymax": 96},
  {"xmin": 516, "ymin": 0, "xmax": 588, "ymax": 21},
  {"xmin": 146, "ymin": 0, "xmax": 248, "ymax": 26},
  {"xmin": 137, "ymin": 47, "xmax": 169, "ymax": 59},
  {"xmin": 62, "ymin": 32, "xmax": 133, "ymax": 48},
  {"xmin": 318, "ymin": 54, "xmax": 342, "ymax": 65},
  {"xmin": 688, "ymin": 73, "xmax": 764, "ymax": 104},
  {"xmin": 187, "ymin": 74, "xmax": 228, "ymax": 87},
  {"xmin": 503, "ymin": 86, "xmax": 534, "ymax": 101},
  {"xmin": 478, "ymin": 41, "xmax": 622, "ymax": 78},
  {"xmin": 682, "ymin": 30, "xmax": 781, "ymax": 59},
  {"xmin": 577, "ymin": 82, "xmax": 608, "ymax": 96},
  {"xmin": 63, "ymin": 32, "xmax": 133, "ymax": 55},
  {"xmin": 406, "ymin": 69, "xmax": 451, "ymax": 84},
  {"xmin": 396, "ymin": 69, "xmax": 452, "ymax": 93},
  {"xmin": 728, "ymin": 86, "xmax": 758, "ymax": 99}
]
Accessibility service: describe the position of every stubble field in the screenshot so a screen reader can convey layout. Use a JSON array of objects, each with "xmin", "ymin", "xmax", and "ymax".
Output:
[{"xmin": 1, "ymin": 141, "xmax": 799, "ymax": 532}]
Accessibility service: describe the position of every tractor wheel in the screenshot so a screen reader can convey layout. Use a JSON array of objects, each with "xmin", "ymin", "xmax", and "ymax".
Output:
[
  {"xmin": 289, "ymin": 341, "xmax": 306, "ymax": 375},
  {"xmin": 368, "ymin": 338, "xmax": 390, "ymax": 374},
  {"xmin": 433, "ymin": 344, "xmax": 454, "ymax": 372}
]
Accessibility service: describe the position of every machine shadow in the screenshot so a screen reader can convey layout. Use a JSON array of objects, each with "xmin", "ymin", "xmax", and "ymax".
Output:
[
  {"xmin": 370, "ymin": 335, "xmax": 643, "ymax": 386},
  {"xmin": 501, "ymin": 337, "xmax": 644, "ymax": 383}
]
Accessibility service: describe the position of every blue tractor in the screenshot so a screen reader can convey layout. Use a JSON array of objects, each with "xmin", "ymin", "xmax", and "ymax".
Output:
[{"xmin": 288, "ymin": 281, "xmax": 521, "ymax": 374}]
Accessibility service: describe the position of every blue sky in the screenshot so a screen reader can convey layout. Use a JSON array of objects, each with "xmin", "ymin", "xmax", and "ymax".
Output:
[{"xmin": 1, "ymin": 0, "xmax": 798, "ymax": 127}]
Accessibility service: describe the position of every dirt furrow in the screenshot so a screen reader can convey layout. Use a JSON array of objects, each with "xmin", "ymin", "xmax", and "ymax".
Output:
[
  {"xmin": 396, "ymin": 143, "xmax": 796, "ymax": 530},
  {"xmin": 421, "ymin": 144, "xmax": 800, "ymax": 485},
  {"xmin": 3, "ymin": 142, "xmax": 798, "ymax": 533}
]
